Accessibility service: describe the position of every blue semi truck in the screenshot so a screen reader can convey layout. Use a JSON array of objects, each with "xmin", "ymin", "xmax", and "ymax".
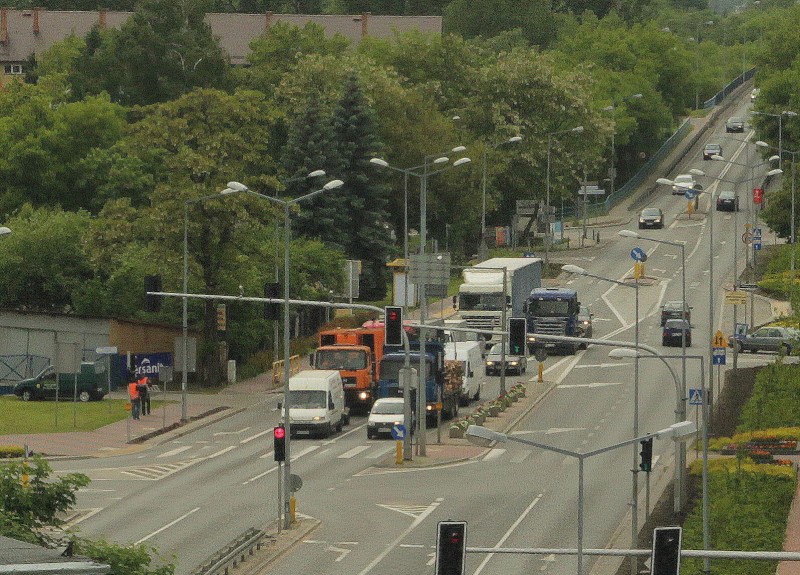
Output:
[
  {"xmin": 524, "ymin": 287, "xmax": 582, "ymax": 355},
  {"xmin": 377, "ymin": 340, "xmax": 460, "ymax": 423}
]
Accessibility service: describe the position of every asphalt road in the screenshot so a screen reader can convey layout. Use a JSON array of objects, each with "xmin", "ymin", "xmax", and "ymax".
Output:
[{"xmin": 51, "ymin": 89, "xmax": 787, "ymax": 575}]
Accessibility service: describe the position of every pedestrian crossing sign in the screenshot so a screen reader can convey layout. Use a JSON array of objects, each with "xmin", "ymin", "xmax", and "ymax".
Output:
[{"xmin": 688, "ymin": 388, "xmax": 703, "ymax": 406}]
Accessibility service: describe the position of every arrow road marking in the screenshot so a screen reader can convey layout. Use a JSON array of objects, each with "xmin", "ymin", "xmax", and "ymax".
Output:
[
  {"xmin": 213, "ymin": 427, "xmax": 250, "ymax": 436},
  {"xmin": 376, "ymin": 503, "xmax": 436, "ymax": 519},
  {"xmin": 327, "ymin": 546, "xmax": 351, "ymax": 562}
]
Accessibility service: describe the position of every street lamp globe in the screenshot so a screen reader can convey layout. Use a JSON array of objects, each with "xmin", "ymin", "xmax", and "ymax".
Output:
[{"xmin": 561, "ymin": 264, "xmax": 587, "ymax": 275}]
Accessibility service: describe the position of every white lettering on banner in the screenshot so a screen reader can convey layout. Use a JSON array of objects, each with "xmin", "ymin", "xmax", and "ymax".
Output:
[{"xmin": 134, "ymin": 358, "xmax": 166, "ymax": 376}]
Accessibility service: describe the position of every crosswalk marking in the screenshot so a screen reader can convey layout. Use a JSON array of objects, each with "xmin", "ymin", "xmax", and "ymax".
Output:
[
  {"xmin": 158, "ymin": 446, "xmax": 193, "ymax": 458},
  {"xmin": 365, "ymin": 446, "xmax": 395, "ymax": 459},
  {"xmin": 509, "ymin": 450, "xmax": 531, "ymax": 463},
  {"xmin": 338, "ymin": 446, "xmax": 371, "ymax": 459},
  {"xmin": 483, "ymin": 448, "xmax": 506, "ymax": 461},
  {"xmin": 120, "ymin": 459, "xmax": 201, "ymax": 480}
]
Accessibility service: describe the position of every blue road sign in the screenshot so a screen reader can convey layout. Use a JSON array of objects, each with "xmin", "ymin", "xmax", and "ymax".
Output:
[
  {"xmin": 753, "ymin": 242, "xmax": 762, "ymax": 251},
  {"xmin": 631, "ymin": 247, "xmax": 647, "ymax": 262},
  {"xmin": 688, "ymin": 388, "xmax": 704, "ymax": 405},
  {"xmin": 391, "ymin": 424, "xmax": 406, "ymax": 440},
  {"xmin": 712, "ymin": 347, "xmax": 727, "ymax": 365},
  {"xmin": 684, "ymin": 189, "xmax": 697, "ymax": 200}
]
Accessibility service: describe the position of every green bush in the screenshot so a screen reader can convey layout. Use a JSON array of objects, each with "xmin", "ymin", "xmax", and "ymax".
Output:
[
  {"xmin": 0, "ymin": 446, "xmax": 24, "ymax": 459},
  {"xmin": 738, "ymin": 363, "xmax": 800, "ymax": 432},
  {"xmin": 682, "ymin": 459, "xmax": 795, "ymax": 575}
]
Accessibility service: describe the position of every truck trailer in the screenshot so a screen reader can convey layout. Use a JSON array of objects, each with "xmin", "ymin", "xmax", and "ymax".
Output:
[{"xmin": 456, "ymin": 257, "xmax": 542, "ymax": 341}]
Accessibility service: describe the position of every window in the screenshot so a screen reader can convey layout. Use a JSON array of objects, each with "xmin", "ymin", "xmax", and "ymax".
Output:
[{"xmin": 3, "ymin": 64, "xmax": 23, "ymax": 75}]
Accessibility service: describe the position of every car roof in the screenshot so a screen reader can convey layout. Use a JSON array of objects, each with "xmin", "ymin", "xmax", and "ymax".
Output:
[
  {"xmin": 704, "ymin": 142, "xmax": 721, "ymax": 148},
  {"xmin": 641, "ymin": 207, "xmax": 662, "ymax": 215},
  {"xmin": 675, "ymin": 174, "xmax": 694, "ymax": 181},
  {"xmin": 718, "ymin": 190, "xmax": 736, "ymax": 197},
  {"xmin": 728, "ymin": 116, "xmax": 743, "ymax": 121},
  {"xmin": 665, "ymin": 319, "xmax": 690, "ymax": 327},
  {"xmin": 373, "ymin": 397, "xmax": 404, "ymax": 405}
]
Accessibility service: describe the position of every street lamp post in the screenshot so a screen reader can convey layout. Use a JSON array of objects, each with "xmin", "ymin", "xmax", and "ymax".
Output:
[
  {"xmin": 618, "ymin": 229, "xmax": 687, "ymax": 505},
  {"xmin": 480, "ymin": 136, "xmax": 522, "ymax": 259},
  {"xmin": 609, "ymin": 350, "xmax": 710, "ymax": 574},
  {"xmin": 603, "ymin": 94, "xmax": 642, "ymax": 198},
  {"xmin": 561, "ymin": 264, "xmax": 639, "ymax": 575},
  {"xmin": 466, "ymin": 421, "xmax": 697, "ymax": 575},
  {"xmin": 545, "ymin": 126, "xmax": 584, "ymax": 265},
  {"xmin": 751, "ymin": 110, "xmax": 797, "ymax": 160},
  {"xmin": 224, "ymin": 178, "xmax": 344, "ymax": 530}
]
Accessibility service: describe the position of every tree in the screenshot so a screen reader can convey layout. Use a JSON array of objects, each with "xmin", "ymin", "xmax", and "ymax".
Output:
[
  {"xmin": 443, "ymin": 0, "xmax": 557, "ymax": 48},
  {"xmin": 68, "ymin": 0, "xmax": 230, "ymax": 105}
]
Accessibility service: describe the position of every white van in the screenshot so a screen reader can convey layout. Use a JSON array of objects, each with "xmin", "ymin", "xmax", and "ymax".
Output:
[
  {"xmin": 285, "ymin": 370, "xmax": 349, "ymax": 438},
  {"xmin": 444, "ymin": 341, "xmax": 483, "ymax": 406}
]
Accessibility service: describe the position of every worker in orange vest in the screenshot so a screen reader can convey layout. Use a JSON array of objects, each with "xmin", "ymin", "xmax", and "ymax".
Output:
[
  {"xmin": 137, "ymin": 375, "xmax": 151, "ymax": 416},
  {"xmin": 128, "ymin": 373, "xmax": 140, "ymax": 420}
]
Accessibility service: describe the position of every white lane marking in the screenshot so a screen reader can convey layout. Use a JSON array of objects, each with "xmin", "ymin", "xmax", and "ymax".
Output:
[
  {"xmin": 244, "ymin": 445, "xmax": 320, "ymax": 484},
  {"xmin": 259, "ymin": 451, "xmax": 275, "ymax": 459},
  {"xmin": 213, "ymin": 427, "xmax": 250, "ymax": 436},
  {"xmin": 62, "ymin": 507, "xmax": 103, "ymax": 528},
  {"xmin": 207, "ymin": 446, "xmax": 237, "ymax": 459},
  {"xmin": 511, "ymin": 427, "xmax": 585, "ymax": 435},
  {"xmin": 559, "ymin": 382, "xmax": 625, "ymax": 389},
  {"xmin": 573, "ymin": 363, "xmax": 626, "ymax": 369},
  {"xmin": 338, "ymin": 446, "xmax": 371, "ymax": 459},
  {"xmin": 376, "ymin": 503, "xmax": 434, "ymax": 519},
  {"xmin": 158, "ymin": 446, "xmax": 193, "ymax": 458},
  {"xmin": 483, "ymin": 448, "xmax": 506, "ymax": 461},
  {"xmin": 473, "ymin": 494, "xmax": 544, "ymax": 575},
  {"xmin": 357, "ymin": 498, "xmax": 443, "ymax": 575},
  {"xmin": 509, "ymin": 450, "xmax": 530, "ymax": 463},
  {"xmin": 241, "ymin": 430, "xmax": 272, "ymax": 444},
  {"xmin": 328, "ymin": 546, "xmax": 351, "ymax": 562},
  {"xmin": 135, "ymin": 507, "xmax": 200, "ymax": 544}
]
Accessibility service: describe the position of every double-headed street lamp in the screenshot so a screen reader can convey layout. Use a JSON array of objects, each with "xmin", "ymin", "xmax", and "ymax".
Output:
[
  {"xmin": 545, "ymin": 126, "xmax": 584, "ymax": 264},
  {"xmin": 466, "ymin": 421, "xmax": 697, "ymax": 575},
  {"xmin": 223, "ymin": 178, "xmax": 344, "ymax": 529},
  {"xmin": 561, "ymin": 263, "xmax": 640, "ymax": 575},
  {"xmin": 751, "ymin": 109, "xmax": 797, "ymax": 159},
  {"xmin": 602, "ymin": 94, "xmax": 643, "ymax": 198},
  {"xmin": 609, "ymin": 349, "xmax": 710, "ymax": 574}
]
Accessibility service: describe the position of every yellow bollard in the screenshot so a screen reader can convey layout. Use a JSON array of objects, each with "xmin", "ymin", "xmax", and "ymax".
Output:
[
  {"xmin": 21, "ymin": 459, "xmax": 30, "ymax": 489},
  {"xmin": 289, "ymin": 495, "xmax": 297, "ymax": 524},
  {"xmin": 396, "ymin": 440, "xmax": 404, "ymax": 465},
  {"xmin": 538, "ymin": 362, "xmax": 544, "ymax": 383}
]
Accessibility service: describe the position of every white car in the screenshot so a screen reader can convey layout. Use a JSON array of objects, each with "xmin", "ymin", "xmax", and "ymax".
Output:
[
  {"xmin": 367, "ymin": 398, "xmax": 411, "ymax": 439},
  {"xmin": 672, "ymin": 174, "xmax": 696, "ymax": 195}
]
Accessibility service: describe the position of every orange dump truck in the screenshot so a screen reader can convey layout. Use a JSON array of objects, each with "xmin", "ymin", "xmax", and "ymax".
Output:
[{"xmin": 312, "ymin": 327, "xmax": 385, "ymax": 413}]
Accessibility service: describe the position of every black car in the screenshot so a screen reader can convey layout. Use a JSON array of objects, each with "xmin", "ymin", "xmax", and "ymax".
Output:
[
  {"xmin": 726, "ymin": 117, "xmax": 745, "ymax": 133},
  {"xmin": 638, "ymin": 207, "xmax": 664, "ymax": 229},
  {"xmin": 662, "ymin": 319, "xmax": 692, "ymax": 347},
  {"xmin": 703, "ymin": 143, "xmax": 722, "ymax": 160},
  {"xmin": 660, "ymin": 301, "xmax": 691, "ymax": 326},
  {"xmin": 716, "ymin": 190, "xmax": 739, "ymax": 211}
]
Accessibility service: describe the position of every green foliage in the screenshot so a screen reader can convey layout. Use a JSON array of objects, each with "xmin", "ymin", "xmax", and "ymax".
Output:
[
  {"xmin": 75, "ymin": 538, "xmax": 175, "ymax": 575},
  {"xmin": 0, "ymin": 456, "xmax": 89, "ymax": 532},
  {"xmin": 443, "ymin": 0, "xmax": 557, "ymax": 47},
  {"xmin": 682, "ymin": 461, "xmax": 795, "ymax": 575},
  {"xmin": 0, "ymin": 397, "xmax": 134, "ymax": 435},
  {"xmin": 0, "ymin": 446, "xmax": 25, "ymax": 459},
  {"xmin": 738, "ymin": 363, "xmax": 800, "ymax": 431}
]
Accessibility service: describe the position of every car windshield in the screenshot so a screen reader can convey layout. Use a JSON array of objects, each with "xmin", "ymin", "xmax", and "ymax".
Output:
[
  {"xmin": 719, "ymin": 191, "xmax": 735, "ymax": 199},
  {"xmin": 642, "ymin": 208, "xmax": 661, "ymax": 216},
  {"xmin": 380, "ymin": 358, "xmax": 432, "ymax": 380},
  {"xmin": 664, "ymin": 301, "xmax": 687, "ymax": 311},
  {"xmin": 459, "ymin": 293, "xmax": 505, "ymax": 311},
  {"xmin": 527, "ymin": 298, "xmax": 574, "ymax": 316},
  {"xmin": 288, "ymin": 390, "xmax": 327, "ymax": 409},
  {"xmin": 371, "ymin": 402, "xmax": 404, "ymax": 415},
  {"xmin": 729, "ymin": 117, "xmax": 742, "ymax": 124},
  {"xmin": 675, "ymin": 175, "xmax": 693, "ymax": 184},
  {"xmin": 489, "ymin": 344, "xmax": 511, "ymax": 355},
  {"xmin": 665, "ymin": 320, "xmax": 690, "ymax": 329},
  {"xmin": 705, "ymin": 144, "xmax": 720, "ymax": 151}
]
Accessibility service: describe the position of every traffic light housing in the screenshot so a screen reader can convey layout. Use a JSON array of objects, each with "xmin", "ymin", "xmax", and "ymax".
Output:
[
  {"xmin": 509, "ymin": 318, "xmax": 526, "ymax": 355},
  {"xmin": 651, "ymin": 526, "xmax": 682, "ymax": 575},
  {"xmin": 639, "ymin": 437, "xmax": 653, "ymax": 472},
  {"xmin": 264, "ymin": 282, "xmax": 281, "ymax": 320},
  {"xmin": 273, "ymin": 425, "xmax": 286, "ymax": 462},
  {"xmin": 385, "ymin": 306, "xmax": 403, "ymax": 346},
  {"xmin": 144, "ymin": 275, "xmax": 162, "ymax": 312},
  {"xmin": 436, "ymin": 521, "xmax": 467, "ymax": 575}
]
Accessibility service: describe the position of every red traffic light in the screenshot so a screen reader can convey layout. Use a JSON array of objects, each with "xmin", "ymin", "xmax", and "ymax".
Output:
[{"xmin": 274, "ymin": 425, "xmax": 286, "ymax": 440}]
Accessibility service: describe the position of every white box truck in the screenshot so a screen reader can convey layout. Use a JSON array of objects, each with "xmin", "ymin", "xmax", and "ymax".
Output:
[
  {"xmin": 445, "ymin": 341, "xmax": 484, "ymax": 406},
  {"xmin": 456, "ymin": 257, "xmax": 542, "ymax": 341},
  {"xmin": 284, "ymin": 370, "xmax": 349, "ymax": 438}
]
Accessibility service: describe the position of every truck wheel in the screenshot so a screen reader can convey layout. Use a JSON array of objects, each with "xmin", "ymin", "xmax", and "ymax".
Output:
[
  {"xmin": 336, "ymin": 420, "xmax": 343, "ymax": 433},
  {"xmin": 79, "ymin": 391, "xmax": 91, "ymax": 403},
  {"xmin": 473, "ymin": 389, "xmax": 481, "ymax": 402},
  {"xmin": 21, "ymin": 390, "xmax": 32, "ymax": 401}
]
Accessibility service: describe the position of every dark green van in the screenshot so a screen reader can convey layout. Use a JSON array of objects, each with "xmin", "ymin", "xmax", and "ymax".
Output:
[{"xmin": 13, "ymin": 362, "xmax": 108, "ymax": 402}]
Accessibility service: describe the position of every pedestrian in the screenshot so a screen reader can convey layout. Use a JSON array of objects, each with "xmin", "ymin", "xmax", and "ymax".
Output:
[
  {"xmin": 137, "ymin": 375, "xmax": 151, "ymax": 416},
  {"xmin": 128, "ymin": 373, "xmax": 140, "ymax": 420}
]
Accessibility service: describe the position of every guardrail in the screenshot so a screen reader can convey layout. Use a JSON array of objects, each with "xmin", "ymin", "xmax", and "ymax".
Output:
[{"xmin": 190, "ymin": 527, "xmax": 272, "ymax": 575}]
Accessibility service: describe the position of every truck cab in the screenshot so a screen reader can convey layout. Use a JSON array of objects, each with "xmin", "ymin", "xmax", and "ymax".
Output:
[{"xmin": 525, "ymin": 287, "xmax": 581, "ymax": 354}]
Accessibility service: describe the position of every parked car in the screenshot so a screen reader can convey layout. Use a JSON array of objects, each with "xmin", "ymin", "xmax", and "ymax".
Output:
[
  {"xmin": 672, "ymin": 174, "xmax": 696, "ymax": 195},
  {"xmin": 730, "ymin": 326, "xmax": 798, "ymax": 354},
  {"xmin": 726, "ymin": 116, "xmax": 745, "ymax": 133},
  {"xmin": 716, "ymin": 190, "xmax": 739, "ymax": 211},
  {"xmin": 662, "ymin": 319, "xmax": 692, "ymax": 347},
  {"xmin": 577, "ymin": 305, "xmax": 593, "ymax": 347},
  {"xmin": 485, "ymin": 343, "xmax": 527, "ymax": 376},
  {"xmin": 660, "ymin": 301, "xmax": 691, "ymax": 326},
  {"xmin": 12, "ymin": 363, "xmax": 108, "ymax": 402},
  {"xmin": 367, "ymin": 397, "xmax": 411, "ymax": 439},
  {"xmin": 639, "ymin": 207, "xmax": 664, "ymax": 229},
  {"xmin": 703, "ymin": 143, "xmax": 722, "ymax": 160}
]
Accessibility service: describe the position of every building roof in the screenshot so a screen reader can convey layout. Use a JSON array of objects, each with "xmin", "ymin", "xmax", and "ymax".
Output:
[
  {"xmin": 0, "ymin": 535, "xmax": 110, "ymax": 574},
  {"xmin": 0, "ymin": 9, "xmax": 442, "ymax": 65}
]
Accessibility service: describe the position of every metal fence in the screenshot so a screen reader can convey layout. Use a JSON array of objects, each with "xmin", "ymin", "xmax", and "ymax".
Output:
[{"xmin": 0, "ymin": 354, "xmax": 51, "ymax": 394}]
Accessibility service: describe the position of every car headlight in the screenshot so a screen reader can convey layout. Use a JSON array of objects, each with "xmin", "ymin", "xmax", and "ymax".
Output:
[
  {"xmin": 312, "ymin": 415, "xmax": 323, "ymax": 422},
  {"xmin": 486, "ymin": 361, "xmax": 494, "ymax": 366},
  {"xmin": 582, "ymin": 320, "xmax": 590, "ymax": 325},
  {"xmin": 509, "ymin": 361, "xmax": 518, "ymax": 366},
  {"xmin": 358, "ymin": 391, "xmax": 369, "ymax": 400},
  {"xmin": 639, "ymin": 218, "xmax": 645, "ymax": 223}
]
